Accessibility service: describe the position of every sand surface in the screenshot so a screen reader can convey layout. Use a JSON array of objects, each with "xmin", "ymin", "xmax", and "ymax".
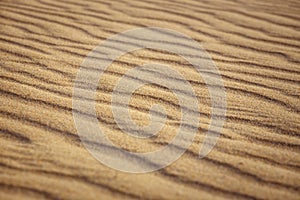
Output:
[{"xmin": 0, "ymin": 0, "xmax": 300, "ymax": 199}]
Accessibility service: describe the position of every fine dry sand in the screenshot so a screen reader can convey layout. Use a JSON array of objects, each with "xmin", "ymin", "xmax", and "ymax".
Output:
[{"xmin": 0, "ymin": 0, "xmax": 300, "ymax": 199}]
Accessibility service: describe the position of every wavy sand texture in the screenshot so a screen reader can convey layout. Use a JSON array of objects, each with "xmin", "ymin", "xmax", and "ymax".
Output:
[{"xmin": 0, "ymin": 0, "xmax": 300, "ymax": 199}]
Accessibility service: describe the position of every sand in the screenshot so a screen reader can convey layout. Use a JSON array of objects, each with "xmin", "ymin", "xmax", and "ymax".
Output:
[{"xmin": 0, "ymin": 0, "xmax": 299, "ymax": 199}]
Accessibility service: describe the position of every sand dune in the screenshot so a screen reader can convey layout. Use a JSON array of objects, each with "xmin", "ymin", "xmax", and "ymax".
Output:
[{"xmin": 0, "ymin": 0, "xmax": 300, "ymax": 199}]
